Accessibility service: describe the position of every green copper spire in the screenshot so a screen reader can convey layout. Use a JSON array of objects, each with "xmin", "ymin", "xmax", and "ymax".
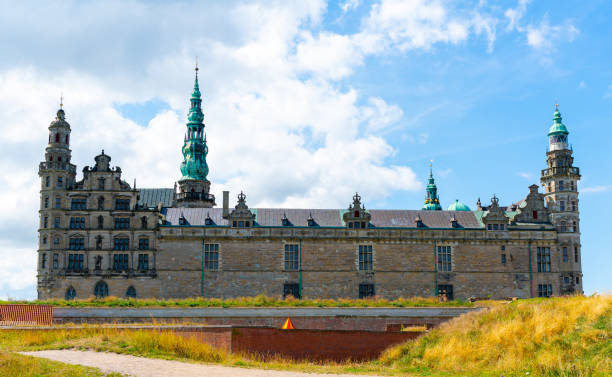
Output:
[
  {"xmin": 422, "ymin": 162, "xmax": 442, "ymax": 210},
  {"xmin": 180, "ymin": 64, "xmax": 209, "ymax": 181},
  {"xmin": 548, "ymin": 104, "xmax": 569, "ymax": 136}
]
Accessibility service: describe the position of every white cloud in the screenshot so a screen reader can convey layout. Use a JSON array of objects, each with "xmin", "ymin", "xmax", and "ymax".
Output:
[
  {"xmin": 582, "ymin": 185, "xmax": 611, "ymax": 194},
  {"xmin": 340, "ymin": 0, "xmax": 361, "ymax": 13},
  {"xmin": 518, "ymin": 172, "xmax": 533, "ymax": 180},
  {"xmin": 503, "ymin": 2, "xmax": 579, "ymax": 54},
  {"xmin": 505, "ymin": 0, "xmax": 530, "ymax": 31}
]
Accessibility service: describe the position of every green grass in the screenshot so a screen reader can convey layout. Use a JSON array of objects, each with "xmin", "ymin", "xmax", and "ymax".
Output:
[
  {"xmin": 0, "ymin": 351, "xmax": 122, "ymax": 377},
  {"xmin": 1, "ymin": 295, "xmax": 608, "ymax": 377},
  {"xmin": 0, "ymin": 294, "xmax": 473, "ymax": 308}
]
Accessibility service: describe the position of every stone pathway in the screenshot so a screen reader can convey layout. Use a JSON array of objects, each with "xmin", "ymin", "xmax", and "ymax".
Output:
[{"xmin": 21, "ymin": 350, "xmax": 386, "ymax": 377}]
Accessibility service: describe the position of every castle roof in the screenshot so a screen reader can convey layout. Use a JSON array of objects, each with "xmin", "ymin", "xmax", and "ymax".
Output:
[
  {"xmin": 162, "ymin": 207, "xmax": 483, "ymax": 229},
  {"xmin": 138, "ymin": 188, "xmax": 174, "ymax": 208},
  {"xmin": 446, "ymin": 200, "xmax": 471, "ymax": 211}
]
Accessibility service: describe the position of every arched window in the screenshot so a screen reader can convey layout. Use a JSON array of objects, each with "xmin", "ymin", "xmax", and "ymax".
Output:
[
  {"xmin": 65, "ymin": 286, "xmax": 76, "ymax": 300},
  {"xmin": 65, "ymin": 135, "xmax": 69, "ymax": 144},
  {"xmin": 98, "ymin": 197, "xmax": 105, "ymax": 210},
  {"xmin": 126, "ymin": 286, "xmax": 137, "ymax": 299},
  {"xmin": 55, "ymin": 133, "xmax": 60, "ymax": 142},
  {"xmin": 58, "ymin": 156, "xmax": 62, "ymax": 162},
  {"xmin": 94, "ymin": 281, "xmax": 109, "ymax": 298},
  {"xmin": 97, "ymin": 215, "xmax": 104, "ymax": 229}
]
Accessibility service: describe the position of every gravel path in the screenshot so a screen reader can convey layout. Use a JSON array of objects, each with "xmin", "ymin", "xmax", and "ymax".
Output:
[{"xmin": 21, "ymin": 350, "xmax": 386, "ymax": 377}]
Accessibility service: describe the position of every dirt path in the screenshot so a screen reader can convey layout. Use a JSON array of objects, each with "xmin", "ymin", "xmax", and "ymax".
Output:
[{"xmin": 21, "ymin": 350, "xmax": 386, "ymax": 377}]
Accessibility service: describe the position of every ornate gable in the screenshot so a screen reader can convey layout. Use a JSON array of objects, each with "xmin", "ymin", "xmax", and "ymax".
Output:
[
  {"xmin": 342, "ymin": 193, "xmax": 371, "ymax": 229},
  {"xmin": 514, "ymin": 184, "xmax": 550, "ymax": 223}
]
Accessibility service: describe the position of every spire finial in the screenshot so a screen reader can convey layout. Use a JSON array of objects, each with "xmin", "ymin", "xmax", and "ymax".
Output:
[
  {"xmin": 60, "ymin": 93, "xmax": 63, "ymax": 109},
  {"xmin": 195, "ymin": 56, "xmax": 199, "ymax": 78}
]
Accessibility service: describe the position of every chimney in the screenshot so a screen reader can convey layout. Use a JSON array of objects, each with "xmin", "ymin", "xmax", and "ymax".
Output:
[{"xmin": 222, "ymin": 191, "xmax": 229, "ymax": 218}]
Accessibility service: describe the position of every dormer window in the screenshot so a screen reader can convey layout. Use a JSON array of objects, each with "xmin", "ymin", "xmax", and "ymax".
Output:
[
  {"xmin": 179, "ymin": 214, "xmax": 187, "ymax": 226},
  {"xmin": 281, "ymin": 213, "xmax": 290, "ymax": 226},
  {"xmin": 204, "ymin": 214, "xmax": 214, "ymax": 226},
  {"xmin": 307, "ymin": 213, "xmax": 316, "ymax": 227},
  {"xmin": 415, "ymin": 216, "xmax": 424, "ymax": 228},
  {"xmin": 343, "ymin": 193, "xmax": 371, "ymax": 229},
  {"xmin": 450, "ymin": 216, "xmax": 458, "ymax": 228}
]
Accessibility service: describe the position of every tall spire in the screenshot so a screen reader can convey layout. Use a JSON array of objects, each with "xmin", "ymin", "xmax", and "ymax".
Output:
[
  {"xmin": 422, "ymin": 161, "xmax": 442, "ymax": 210},
  {"xmin": 180, "ymin": 64, "xmax": 209, "ymax": 181}
]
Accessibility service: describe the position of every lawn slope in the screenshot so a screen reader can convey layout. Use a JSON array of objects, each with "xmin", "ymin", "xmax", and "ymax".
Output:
[{"xmin": 380, "ymin": 295, "xmax": 611, "ymax": 377}]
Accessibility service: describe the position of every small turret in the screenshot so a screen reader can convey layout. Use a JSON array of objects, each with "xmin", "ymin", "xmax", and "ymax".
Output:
[{"xmin": 422, "ymin": 162, "xmax": 442, "ymax": 210}]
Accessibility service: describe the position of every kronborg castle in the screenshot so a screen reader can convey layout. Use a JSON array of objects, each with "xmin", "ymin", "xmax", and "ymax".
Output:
[{"xmin": 37, "ymin": 70, "xmax": 583, "ymax": 301}]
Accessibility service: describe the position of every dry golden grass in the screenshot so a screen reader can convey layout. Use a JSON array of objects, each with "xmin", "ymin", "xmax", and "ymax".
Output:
[
  {"xmin": 381, "ymin": 294, "xmax": 612, "ymax": 376},
  {"xmin": 0, "ymin": 351, "xmax": 121, "ymax": 377},
  {"xmin": 1, "ymin": 295, "xmax": 608, "ymax": 376}
]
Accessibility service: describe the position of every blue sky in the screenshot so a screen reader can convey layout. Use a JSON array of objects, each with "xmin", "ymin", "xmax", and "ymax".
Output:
[{"xmin": 0, "ymin": 0, "xmax": 609, "ymax": 299}]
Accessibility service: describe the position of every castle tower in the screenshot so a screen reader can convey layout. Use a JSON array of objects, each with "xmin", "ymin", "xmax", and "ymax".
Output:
[
  {"xmin": 540, "ymin": 105, "xmax": 582, "ymax": 294},
  {"xmin": 422, "ymin": 163, "xmax": 442, "ymax": 210},
  {"xmin": 37, "ymin": 102, "xmax": 77, "ymax": 297},
  {"xmin": 176, "ymin": 65, "xmax": 215, "ymax": 208}
]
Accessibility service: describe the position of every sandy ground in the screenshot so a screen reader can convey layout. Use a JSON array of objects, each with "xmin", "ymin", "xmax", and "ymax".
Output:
[{"xmin": 21, "ymin": 350, "xmax": 386, "ymax": 377}]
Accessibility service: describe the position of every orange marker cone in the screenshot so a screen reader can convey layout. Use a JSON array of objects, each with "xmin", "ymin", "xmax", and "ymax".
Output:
[{"xmin": 281, "ymin": 317, "xmax": 295, "ymax": 330}]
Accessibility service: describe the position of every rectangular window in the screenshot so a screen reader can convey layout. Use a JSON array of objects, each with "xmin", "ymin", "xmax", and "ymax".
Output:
[
  {"xmin": 55, "ymin": 197, "xmax": 61, "ymax": 209},
  {"xmin": 437, "ymin": 246, "xmax": 452, "ymax": 272},
  {"xmin": 559, "ymin": 180, "xmax": 564, "ymax": 191},
  {"xmin": 284, "ymin": 244, "xmax": 299, "ymax": 271},
  {"xmin": 44, "ymin": 197, "xmax": 49, "ymax": 208},
  {"xmin": 113, "ymin": 238, "xmax": 129, "ymax": 251},
  {"xmin": 137, "ymin": 254, "xmax": 149, "ymax": 270},
  {"xmin": 571, "ymin": 201, "xmax": 576, "ymax": 212},
  {"xmin": 71, "ymin": 198, "xmax": 87, "ymax": 210},
  {"xmin": 204, "ymin": 243, "xmax": 219, "ymax": 271},
  {"xmin": 45, "ymin": 176, "xmax": 50, "ymax": 187},
  {"xmin": 538, "ymin": 284, "xmax": 553, "ymax": 297},
  {"xmin": 501, "ymin": 254, "xmax": 506, "ymax": 265},
  {"xmin": 437, "ymin": 284, "xmax": 454, "ymax": 300},
  {"xmin": 570, "ymin": 181, "xmax": 575, "ymax": 191},
  {"xmin": 69, "ymin": 217, "xmax": 85, "ymax": 229},
  {"xmin": 283, "ymin": 283, "xmax": 301, "ymax": 299},
  {"xmin": 115, "ymin": 199, "xmax": 130, "ymax": 210},
  {"xmin": 41, "ymin": 253, "xmax": 47, "ymax": 269},
  {"xmin": 574, "ymin": 247, "xmax": 579, "ymax": 263},
  {"xmin": 112, "ymin": 253, "xmax": 129, "ymax": 270},
  {"xmin": 560, "ymin": 201, "xmax": 565, "ymax": 211},
  {"xmin": 493, "ymin": 224, "xmax": 499, "ymax": 230},
  {"xmin": 57, "ymin": 177, "xmax": 63, "ymax": 188},
  {"xmin": 43, "ymin": 216, "xmax": 48, "ymax": 228},
  {"xmin": 54, "ymin": 217, "xmax": 60, "ymax": 229},
  {"xmin": 358, "ymin": 245, "xmax": 373, "ymax": 271},
  {"xmin": 114, "ymin": 217, "xmax": 130, "ymax": 229},
  {"xmin": 53, "ymin": 253, "xmax": 59, "ymax": 269},
  {"xmin": 359, "ymin": 283, "xmax": 375, "ymax": 298},
  {"xmin": 536, "ymin": 247, "xmax": 551, "ymax": 272},
  {"xmin": 138, "ymin": 238, "xmax": 149, "ymax": 250},
  {"xmin": 98, "ymin": 178, "xmax": 105, "ymax": 190},
  {"xmin": 564, "ymin": 276, "xmax": 569, "ymax": 284},
  {"xmin": 69, "ymin": 238, "xmax": 84, "ymax": 251},
  {"xmin": 67, "ymin": 254, "xmax": 84, "ymax": 271},
  {"xmin": 562, "ymin": 247, "xmax": 568, "ymax": 262}
]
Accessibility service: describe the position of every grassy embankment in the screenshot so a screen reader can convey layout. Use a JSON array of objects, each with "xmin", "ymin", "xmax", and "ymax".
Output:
[
  {"xmin": 0, "ymin": 295, "xmax": 609, "ymax": 377},
  {"xmin": 0, "ymin": 351, "xmax": 122, "ymax": 377},
  {"xmin": 0, "ymin": 294, "xmax": 472, "ymax": 308}
]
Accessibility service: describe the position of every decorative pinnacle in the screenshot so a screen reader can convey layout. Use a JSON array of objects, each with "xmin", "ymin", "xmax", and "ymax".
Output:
[
  {"xmin": 60, "ymin": 93, "xmax": 63, "ymax": 108},
  {"xmin": 195, "ymin": 57, "xmax": 199, "ymax": 78}
]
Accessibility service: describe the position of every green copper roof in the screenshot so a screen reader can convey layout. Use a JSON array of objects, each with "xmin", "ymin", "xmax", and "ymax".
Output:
[
  {"xmin": 548, "ymin": 106, "xmax": 569, "ymax": 136},
  {"xmin": 422, "ymin": 164, "xmax": 442, "ymax": 211},
  {"xmin": 180, "ymin": 67, "xmax": 210, "ymax": 181},
  {"xmin": 447, "ymin": 200, "xmax": 471, "ymax": 211}
]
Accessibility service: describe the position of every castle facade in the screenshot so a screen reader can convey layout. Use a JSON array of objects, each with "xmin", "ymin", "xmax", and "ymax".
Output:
[{"xmin": 36, "ymin": 72, "xmax": 583, "ymax": 300}]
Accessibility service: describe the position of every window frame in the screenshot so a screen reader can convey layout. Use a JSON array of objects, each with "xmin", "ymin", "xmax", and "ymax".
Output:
[
  {"xmin": 437, "ymin": 245, "xmax": 452, "ymax": 272},
  {"xmin": 358, "ymin": 245, "xmax": 373, "ymax": 271},
  {"xmin": 358, "ymin": 283, "xmax": 375, "ymax": 298},
  {"xmin": 204, "ymin": 243, "xmax": 219, "ymax": 271},
  {"xmin": 284, "ymin": 244, "xmax": 299, "ymax": 271},
  {"xmin": 536, "ymin": 247, "xmax": 551, "ymax": 272}
]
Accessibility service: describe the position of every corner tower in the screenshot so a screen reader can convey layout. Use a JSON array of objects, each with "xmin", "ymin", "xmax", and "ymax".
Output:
[
  {"xmin": 422, "ymin": 163, "xmax": 442, "ymax": 210},
  {"xmin": 38, "ymin": 102, "xmax": 77, "ymax": 297},
  {"xmin": 177, "ymin": 65, "xmax": 215, "ymax": 208},
  {"xmin": 540, "ymin": 105, "xmax": 582, "ymax": 294}
]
